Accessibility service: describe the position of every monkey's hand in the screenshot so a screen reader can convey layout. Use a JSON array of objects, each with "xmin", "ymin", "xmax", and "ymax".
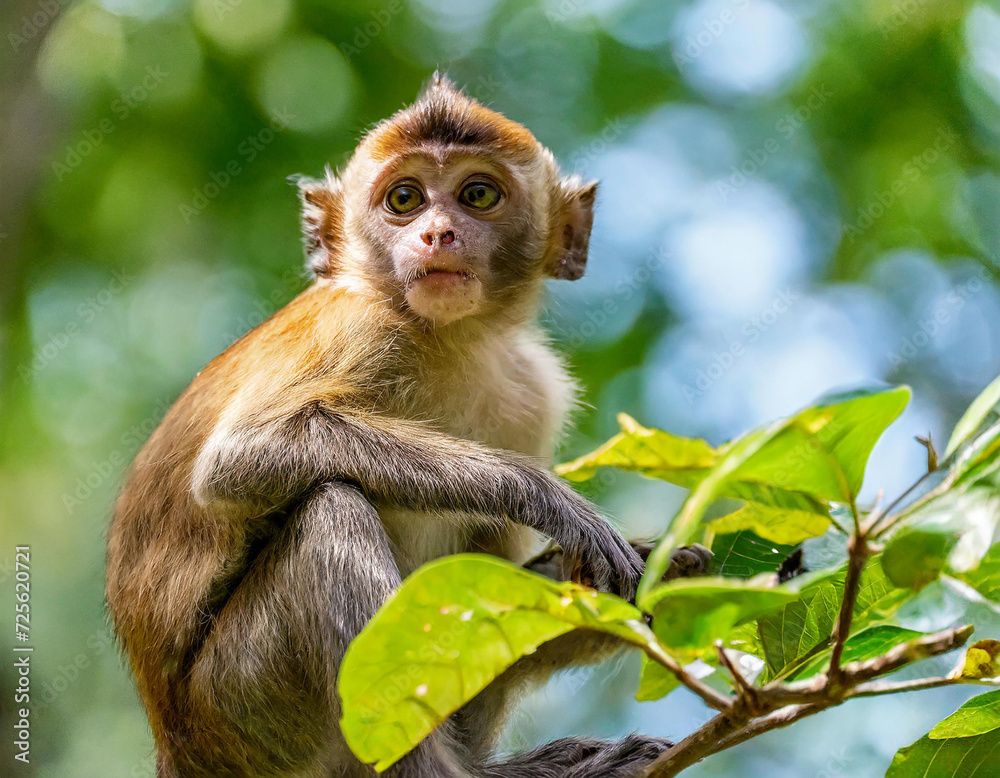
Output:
[
  {"xmin": 527, "ymin": 539, "xmax": 713, "ymax": 603},
  {"xmin": 635, "ymin": 541, "xmax": 714, "ymax": 581},
  {"xmin": 554, "ymin": 491, "xmax": 644, "ymax": 601}
]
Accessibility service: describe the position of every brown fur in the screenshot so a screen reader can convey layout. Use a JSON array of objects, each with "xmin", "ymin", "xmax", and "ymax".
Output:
[
  {"xmin": 361, "ymin": 72, "xmax": 539, "ymax": 165},
  {"xmin": 107, "ymin": 74, "xmax": 666, "ymax": 777}
]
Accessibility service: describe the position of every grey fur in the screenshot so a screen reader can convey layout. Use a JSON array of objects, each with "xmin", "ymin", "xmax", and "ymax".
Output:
[
  {"xmin": 163, "ymin": 478, "xmax": 670, "ymax": 777},
  {"xmin": 194, "ymin": 405, "xmax": 644, "ymax": 600}
]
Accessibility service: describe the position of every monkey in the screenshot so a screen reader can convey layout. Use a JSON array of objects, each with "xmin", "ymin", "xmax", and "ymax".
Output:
[{"xmin": 106, "ymin": 73, "xmax": 674, "ymax": 778}]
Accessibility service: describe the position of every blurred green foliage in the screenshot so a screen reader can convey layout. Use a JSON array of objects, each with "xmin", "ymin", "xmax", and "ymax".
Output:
[{"xmin": 1, "ymin": 0, "xmax": 999, "ymax": 775}]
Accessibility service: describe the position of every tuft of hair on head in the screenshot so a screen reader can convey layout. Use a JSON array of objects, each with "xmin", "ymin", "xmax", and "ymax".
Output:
[
  {"xmin": 292, "ymin": 168, "xmax": 345, "ymax": 278},
  {"xmin": 361, "ymin": 71, "xmax": 540, "ymax": 163}
]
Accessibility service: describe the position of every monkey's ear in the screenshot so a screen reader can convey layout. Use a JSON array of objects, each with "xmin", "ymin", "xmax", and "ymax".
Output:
[
  {"xmin": 545, "ymin": 177, "xmax": 597, "ymax": 281},
  {"xmin": 294, "ymin": 170, "xmax": 345, "ymax": 278}
]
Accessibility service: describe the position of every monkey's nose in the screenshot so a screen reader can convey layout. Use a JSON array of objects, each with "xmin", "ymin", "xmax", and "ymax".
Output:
[{"xmin": 421, "ymin": 229, "xmax": 456, "ymax": 247}]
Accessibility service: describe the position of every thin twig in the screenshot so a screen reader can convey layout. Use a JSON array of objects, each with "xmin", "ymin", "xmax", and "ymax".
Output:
[
  {"xmin": 640, "ymin": 532, "xmax": 975, "ymax": 777},
  {"xmin": 640, "ymin": 640, "xmax": 733, "ymax": 713},
  {"xmin": 866, "ymin": 468, "xmax": 937, "ymax": 535},
  {"xmin": 761, "ymin": 625, "xmax": 973, "ymax": 706},
  {"xmin": 644, "ymin": 625, "xmax": 975, "ymax": 776},
  {"xmin": 872, "ymin": 471, "xmax": 956, "ymax": 539},
  {"xmin": 825, "ymin": 510, "xmax": 851, "ymax": 535},
  {"xmin": 827, "ymin": 534, "xmax": 869, "ymax": 682},
  {"xmin": 842, "ymin": 624, "xmax": 974, "ymax": 684},
  {"xmin": 851, "ymin": 676, "xmax": 1000, "ymax": 698},
  {"xmin": 716, "ymin": 642, "xmax": 763, "ymax": 715},
  {"xmin": 848, "ymin": 495, "xmax": 862, "ymax": 536}
]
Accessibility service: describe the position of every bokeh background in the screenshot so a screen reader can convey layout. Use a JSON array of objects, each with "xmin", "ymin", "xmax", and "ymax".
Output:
[{"xmin": 2, "ymin": 0, "xmax": 1000, "ymax": 775}]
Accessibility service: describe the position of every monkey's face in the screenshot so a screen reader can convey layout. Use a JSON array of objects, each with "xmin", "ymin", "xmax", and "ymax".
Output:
[
  {"xmin": 297, "ymin": 76, "xmax": 598, "ymax": 325},
  {"xmin": 366, "ymin": 153, "xmax": 530, "ymax": 326}
]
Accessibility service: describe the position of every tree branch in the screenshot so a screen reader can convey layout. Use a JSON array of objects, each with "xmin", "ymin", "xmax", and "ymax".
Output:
[
  {"xmin": 641, "ymin": 497, "xmax": 975, "ymax": 778},
  {"xmin": 644, "ymin": 623, "xmax": 975, "ymax": 776},
  {"xmin": 844, "ymin": 624, "xmax": 974, "ymax": 683},
  {"xmin": 643, "ymin": 711, "xmax": 747, "ymax": 777},
  {"xmin": 712, "ymin": 703, "xmax": 826, "ymax": 753}
]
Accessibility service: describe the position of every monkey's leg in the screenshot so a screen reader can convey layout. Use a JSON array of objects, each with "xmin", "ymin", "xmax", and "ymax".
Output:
[
  {"xmin": 447, "ymin": 544, "xmax": 678, "ymax": 774},
  {"xmin": 482, "ymin": 734, "xmax": 672, "ymax": 778},
  {"xmin": 175, "ymin": 482, "xmax": 466, "ymax": 778}
]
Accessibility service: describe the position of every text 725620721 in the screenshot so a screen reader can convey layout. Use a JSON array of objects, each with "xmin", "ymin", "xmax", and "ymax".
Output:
[{"xmin": 13, "ymin": 546, "xmax": 31, "ymax": 765}]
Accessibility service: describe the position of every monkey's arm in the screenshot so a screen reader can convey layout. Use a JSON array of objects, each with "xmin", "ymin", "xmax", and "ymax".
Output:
[{"xmin": 193, "ymin": 403, "xmax": 642, "ymax": 597}]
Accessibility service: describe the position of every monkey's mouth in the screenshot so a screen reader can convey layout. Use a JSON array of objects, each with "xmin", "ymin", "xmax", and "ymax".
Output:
[
  {"xmin": 410, "ymin": 267, "xmax": 478, "ymax": 284},
  {"xmin": 405, "ymin": 266, "xmax": 483, "ymax": 324},
  {"xmin": 407, "ymin": 267, "xmax": 480, "ymax": 296}
]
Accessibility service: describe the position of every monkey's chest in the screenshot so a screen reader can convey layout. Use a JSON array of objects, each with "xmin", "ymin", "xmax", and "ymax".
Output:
[
  {"xmin": 378, "ymin": 347, "xmax": 572, "ymax": 573},
  {"xmin": 378, "ymin": 387, "xmax": 549, "ymax": 575},
  {"xmin": 432, "ymin": 388, "xmax": 551, "ymax": 454},
  {"xmin": 397, "ymin": 351, "xmax": 564, "ymax": 455}
]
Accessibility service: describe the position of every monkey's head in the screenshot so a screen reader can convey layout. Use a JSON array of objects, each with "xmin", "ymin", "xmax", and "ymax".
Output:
[{"xmin": 297, "ymin": 73, "xmax": 597, "ymax": 327}]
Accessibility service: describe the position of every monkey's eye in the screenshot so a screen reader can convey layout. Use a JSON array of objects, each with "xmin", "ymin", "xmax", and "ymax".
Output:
[
  {"xmin": 459, "ymin": 181, "xmax": 501, "ymax": 210},
  {"xmin": 386, "ymin": 185, "xmax": 425, "ymax": 214}
]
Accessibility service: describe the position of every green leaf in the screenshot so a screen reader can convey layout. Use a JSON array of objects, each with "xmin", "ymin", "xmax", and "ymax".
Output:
[
  {"xmin": 731, "ymin": 386, "xmax": 911, "ymax": 504},
  {"xmin": 555, "ymin": 413, "xmax": 716, "ymax": 484},
  {"xmin": 569, "ymin": 388, "xmax": 907, "ymax": 606},
  {"xmin": 888, "ymin": 729, "xmax": 1000, "ymax": 777},
  {"xmin": 853, "ymin": 560, "xmax": 912, "ymax": 622},
  {"xmin": 794, "ymin": 625, "xmax": 921, "ymax": 679},
  {"xmin": 711, "ymin": 531, "xmax": 795, "ymax": 579},
  {"xmin": 638, "ymin": 421, "xmax": 789, "ymax": 604},
  {"xmin": 636, "ymin": 654, "xmax": 680, "ymax": 702},
  {"xmin": 949, "ymin": 488, "xmax": 1000, "ymax": 574},
  {"xmin": 882, "ymin": 529, "xmax": 959, "ymax": 591},
  {"xmin": 954, "ymin": 420, "xmax": 1000, "ymax": 486},
  {"xmin": 956, "ymin": 544, "xmax": 1000, "ymax": 603},
  {"xmin": 725, "ymin": 619, "xmax": 767, "ymax": 658},
  {"xmin": 561, "ymin": 387, "xmax": 909, "ymax": 510},
  {"xmin": 723, "ymin": 482, "xmax": 830, "ymax": 517},
  {"xmin": 644, "ymin": 577, "xmax": 799, "ymax": 651},
  {"xmin": 890, "ymin": 486, "xmax": 1000, "ymax": 578},
  {"xmin": 709, "ymin": 503, "xmax": 832, "ymax": 545},
  {"xmin": 929, "ymin": 690, "xmax": 1000, "ymax": 738},
  {"xmin": 946, "ymin": 374, "xmax": 1000, "ymax": 458},
  {"xmin": 620, "ymin": 386, "xmax": 909, "ymax": 605},
  {"xmin": 338, "ymin": 555, "xmax": 647, "ymax": 772},
  {"xmin": 758, "ymin": 559, "xmax": 908, "ymax": 680},
  {"xmin": 889, "ymin": 694, "xmax": 1000, "ymax": 777}
]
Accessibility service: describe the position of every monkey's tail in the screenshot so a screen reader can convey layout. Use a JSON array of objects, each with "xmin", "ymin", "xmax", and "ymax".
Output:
[{"xmin": 478, "ymin": 734, "xmax": 673, "ymax": 778}]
